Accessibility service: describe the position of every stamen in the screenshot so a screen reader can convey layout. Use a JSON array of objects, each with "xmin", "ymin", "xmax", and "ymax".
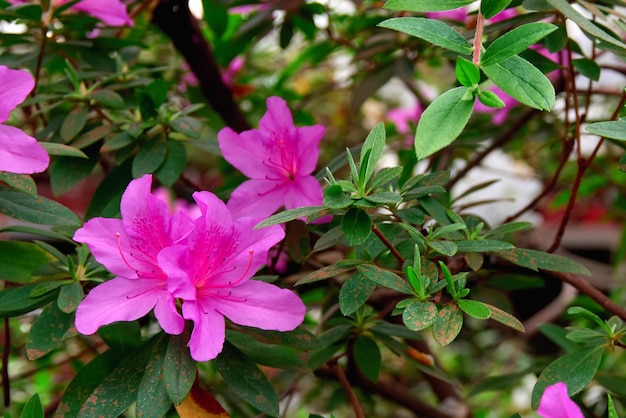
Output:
[
  {"xmin": 229, "ymin": 250, "xmax": 255, "ymax": 288},
  {"xmin": 116, "ymin": 233, "xmax": 141, "ymax": 278}
]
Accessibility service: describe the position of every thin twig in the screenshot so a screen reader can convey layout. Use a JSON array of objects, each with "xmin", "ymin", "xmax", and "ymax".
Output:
[
  {"xmin": 329, "ymin": 358, "xmax": 365, "ymax": 418},
  {"xmin": 371, "ymin": 222, "xmax": 405, "ymax": 265}
]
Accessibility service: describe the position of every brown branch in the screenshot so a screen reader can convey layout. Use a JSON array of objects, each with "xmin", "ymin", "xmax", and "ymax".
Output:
[
  {"xmin": 151, "ymin": 0, "xmax": 250, "ymax": 133},
  {"xmin": 329, "ymin": 359, "xmax": 365, "ymax": 418},
  {"xmin": 372, "ymin": 222, "xmax": 405, "ymax": 265},
  {"xmin": 473, "ymin": 12, "xmax": 484, "ymax": 65}
]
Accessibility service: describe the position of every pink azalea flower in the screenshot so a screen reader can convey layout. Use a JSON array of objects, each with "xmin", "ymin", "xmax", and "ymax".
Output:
[
  {"xmin": 0, "ymin": 66, "xmax": 49, "ymax": 174},
  {"xmin": 159, "ymin": 191, "xmax": 306, "ymax": 361},
  {"xmin": 73, "ymin": 175, "xmax": 194, "ymax": 336},
  {"xmin": 7, "ymin": 0, "xmax": 133, "ymax": 27},
  {"xmin": 537, "ymin": 382, "xmax": 584, "ymax": 418},
  {"xmin": 218, "ymin": 96, "xmax": 326, "ymax": 220}
]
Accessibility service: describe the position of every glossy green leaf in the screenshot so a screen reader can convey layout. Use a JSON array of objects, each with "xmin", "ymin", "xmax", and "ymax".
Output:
[
  {"xmin": 0, "ymin": 185, "xmax": 80, "ymax": 226},
  {"xmin": 0, "ymin": 172, "xmax": 37, "ymax": 195},
  {"xmin": 482, "ymin": 55, "xmax": 555, "ymax": 110},
  {"xmin": 432, "ymin": 304, "xmax": 463, "ymax": 346},
  {"xmin": 481, "ymin": 23, "xmax": 558, "ymax": 66},
  {"xmin": 60, "ymin": 107, "xmax": 88, "ymax": 143},
  {"xmin": 136, "ymin": 334, "xmax": 172, "ymax": 418},
  {"xmin": 40, "ymin": 143, "xmax": 88, "ymax": 159},
  {"xmin": 227, "ymin": 330, "xmax": 305, "ymax": 370},
  {"xmin": 132, "ymin": 139, "xmax": 167, "ymax": 178},
  {"xmin": 20, "ymin": 393, "xmax": 44, "ymax": 418},
  {"xmin": 339, "ymin": 272, "xmax": 377, "ymax": 315},
  {"xmin": 415, "ymin": 87, "xmax": 475, "ymax": 161},
  {"xmin": 546, "ymin": 0, "xmax": 626, "ymax": 52},
  {"xmin": 428, "ymin": 240, "xmax": 458, "ymax": 256},
  {"xmin": 255, "ymin": 206, "xmax": 327, "ymax": 228},
  {"xmin": 163, "ymin": 332, "xmax": 197, "ymax": 405},
  {"xmin": 98, "ymin": 322, "xmax": 142, "ymax": 355},
  {"xmin": 0, "ymin": 284, "xmax": 59, "ymax": 318},
  {"xmin": 50, "ymin": 154, "xmax": 98, "ymax": 197},
  {"xmin": 402, "ymin": 300, "xmax": 438, "ymax": 331},
  {"xmin": 359, "ymin": 122, "xmax": 386, "ymax": 187},
  {"xmin": 342, "ymin": 207, "xmax": 371, "ymax": 246},
  {"xmin": 585, "ymin": 119, "xmax": 626, "ymax": 141},
  {"xmin": 324, "ymin": 184, "xmax": 353, "ymax": 209},
  {"xmin": 155, "ymin": 140, "xmax": 187, "ymax": 187},
  {"xmin": 0, "ymin": 241, "xmax": 54, "ymax": 283},
  {"xmin": 214, "ymin": 341, "xmax": 279, "ymax": 416},
  {"xmin": 495, "ymin": 248, "xmax": 590, "ymax": 275},
  {"xmin": 249, "ymin": 326, "xmax": 323, "ymax": 350},
  {"xmin": 57, "ymin": 281, "xmax": 83, "ymax": 313},
  {"xmin": 456, "ymin": 57, "xmax": 480, "ymax": 87},
  {"xmin": 170, "ymin": 116, "xmax": 202, "ymax": 140},
  {"xmin": 458, "ymin": 299, "xmax": 491, "ymax": 319},
  {"xmin": 384, "ymin": 0, "xmax": 474, "ymax": 12},
  {"xmin": 572, "ymin": 58, "xmax": 600, "ymax": 81},
  {"xmin": 378, "ymin": 17, "xmax": 472, "ymax": 55},
  {"xmin": 454, "ymin": 240, "xmax": 514, "ymax": 252},
  {"xmin": 608, "ymin": 393, "xmax": 618, "ymax": 418},
  {"xmin": 26, "ymin": 302, "xmax": 76, "ymax": 360},
  {"xmin": 363, "ymin": 191, "xmax": 402, "ymax": 204},
  {"xmin": 480, "ymin": 0, "xmax": 513, "ymax": 19},
  {"xmin": 531, "ymin": 346, "xmax": 604, "ymax": 409},
  {"xmin": 353, "ymin": 335, "xmax": 381, "ymax": 382},
  {"xmin": 369, "ymin": 167, "xmax": 403, "ymax": 191},
  {"xmin": 357, "ymin": 264, "xmax": 414, "ymax": 294}
]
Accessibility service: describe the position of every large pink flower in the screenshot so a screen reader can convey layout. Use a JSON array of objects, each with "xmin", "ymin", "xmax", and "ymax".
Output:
[
  {"xmin": 0, "ymin": 66, "xmax": 49, "ymax": 174},
  {"xmin": 7, "ymin": 0, "xmax": 133, "ymax": 26},
  {"xmin": 73, "ymin": 175, "xmax": 194, "ymax": 336},
  {"xmin": 159, "ymin": 191, "xmax": 306, "ymax": 361},
  {"xmin": 537, "ymin": 382, "xmax": 584, "ymax": 418},
  {"xmin": 218, "ymin": 96, "xmax": 326, "ymax": 220}
]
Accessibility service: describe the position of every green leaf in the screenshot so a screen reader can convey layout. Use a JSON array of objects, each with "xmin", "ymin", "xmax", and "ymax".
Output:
[
  {"xmin": 608, "ymin": 393, "xmax": 618, "ymax": 418},
  {"xmin": 478, "ymin": 89, "xmax": 507, "ymax": 109},
  {"xmin": 454, "ymin": 240, "xmax": 514, "ymax": 252},
  {"xmin": 359, "ymin": 122, "xmax": 386, "ymax": 187},
  {"xmin": 546, "ymin": 0, "xmax": 626, "ymax": 52},
  {"xmin": 458, "ymin": 299, "xmax": 491, "ymax": 319},
  {"xmin": 98, "ymin": 322, "xmax": 142, "ymax": 355},
  {"xmin": 0, "ymin": 241, "xmax": 55, "ymax": 283},
  {"xmin": 0, "ymin": 284, "xmax": 59, "ymax": 318},
  {"xmin": 495, "ymin": 248, "xmax": 590, "ymax": 275},
  {"xmin": 481, "ymin": 23, "xmax": 558, "ymax": 66},
  {"xmin": 26, "ymin": 302, "xmax": 77, "ymax": 360},
  {"xmin": 585, "ymin": 119, "xmax": 626, "ymax": 141},
  {"xmin": 40, "ymin": 143, "xmax": 88, "ymax": 159},
  {"xmin": 342, "ymin": 207, "xmax": 371, "ymax": 246},
  {"xmin": 353, "ymin": 335, "xmax": 381, "ymax": 382},
  {"xmin": 324, "ymin": 184, "xmax": 353, "ymax": 209},
  {"xmin": 572, "ymin": 58, "xmax": 600, "ymax": 81},
  {"xmin": 226, "ymin": 330, "xmax": 305, "ymax": 370},
  {"xmin": 469, "ymin": 370, "xmax": 533, "ymax": 397},
  {"xmin": 214, "ymin": 341, "xmax": 279, "ymax": 417},
  {"xmin": 357, "ymin": 264, "xmax": 414, "ymax": 294},
  {"xmin": 91, "ymin": 89, "xmax": 125, "ymax": 109},
  {"xmin": 60, "ymin": 107, "xmax": 89, "ymax": 143},
  {"xmin": 531, "ymin": 346, "xmax": 604, "ymax": 409},
  {"xmin": 415, "ymin": 87, "xmax": 475, "ymax": 161},
  {"xmin": 0, "ymin": 185, "xmax": 80, "ymax": 226},
  {"xmin": 170, "ymin": 116, "xmax": 202, "ymax": 140},
  {"xmin": 255, "ymin": 206, "xmax": 327, "ymax": 228},
  {"xmin": 378, "ymin": 17, "xmax": 472, "ymax": 55},
  {"xmin": 101, "ymin": 132, "xmax": 135, "ymax": 152},
  {"xmin": 428, "ymin": 240, "xmax": 458, "ymax": 256},
  {"xmin": 363, "ymin": 191, "xmax": 402, "ymax": 205},
  {"xmin": 163, "ymin": 332, "xmax": 196, "ymax": 405},
  {"xmin": 57, "ymin": 281, "xmax": 83, "ymax": 313},
  {"xmin": 482, "ymin": 55, "xmax": 555, "ymax": 110},
  {"xmin": 432, "ymin": 304, "xmax": 463, "ymax": 346},
  {"xmin": 339, "ymin": 273, "xmax": 377, "ymax": 315},
  {"xmin": 71, "ymin": 125, "xmax": 112, "ymax": 149},
  {"xmin": 132, "ymin": 139, "xmax": 167, "ymax": 178},
  {"xmin": 0, "ymin": 172, "xmax": 37, "ymax": 195},
  {"xmin": 295, "ymin": 263, "xmax": 356, "ymax": 286},
  {"xmin": 155, "ymin": 140, "xmax": 187, "ymax": 187},
  {"xmin": 20, "ymin": 393, "xmax": 44, "ymax": 418},
  {"xmin": 85, "ymin": 159, "xmax": 132, "ymax": 219},
  {"xmin": 369, "ymin": 166, "xmax": 403, "ymax": 191},
  {"xmin": 480, "ymin": 0, "xmax": 513, "ymax": 19},
  {"xmin": 136, "ymin": 334, "xmax": 172, "ymax": 418},
  {"xmin": 248, "ymin": 326, "xmax": 323, "ymax": 350},
  {"xmin": 402, "ymin": 300, "xmax": 438, "ymax": 331},
  {"xmin": 484, "ymin": 221, "xmax": 532, "ymax": 238},
  {"xmin": 456, "ymin": 57, "xmax": 480, "ymax": 87},
  {"xmin": 484, "ymin": 303, "xmax": 525, "ymax": 332},
  {"xmin": 384, "ymin": 0, "xmax": 474, "ymax": 12},
  {"xmin": 50, "ymin": 154, "xmax": 98, "ymax": 197}
]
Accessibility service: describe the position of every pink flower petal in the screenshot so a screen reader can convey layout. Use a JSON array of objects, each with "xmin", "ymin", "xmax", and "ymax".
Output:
[
  {"xmin": 284, "ymin": 176, "xmax": 324, "ymax": 210},
  {"xmin": 295, "ymin": 124, "xmax": 325, "ymax": 175},
  {"xmin": 0, "ymin": 66, "xmax": 34, "ymax": 123},
  {"xmin": 259, "ymin": 96, "xmax": 295, "ymax": 139},
  {"xmin": 226, "ymin": 178, "xmax": 287, "ymax": 220},
  {"xmin": 218, "ymin": 128, "xmax": 273, "ymax": 179},
  {"xmin": 537, "ymin": 382, "xmax": 584, "ymax": 418},
  {"xmin": 0, "ymin": 125, "xmax": 49, "ymax": 174},
  {"xmin": 210, "ymin": 279, "xmax": 305, "ymax": 331},
  {"xmin": 68, "ymin": 0, "xmax": 133, "ymax": 26},
  {"xmin": 182, "ymin": 300, "xmax": 226, "ymax": 361},
  {"xmin": 75, "ymin": 277, "xmax": 181, "ymax": 335}
]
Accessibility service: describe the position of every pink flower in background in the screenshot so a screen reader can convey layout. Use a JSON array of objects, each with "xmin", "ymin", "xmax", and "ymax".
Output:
[
  {"xmin": 218, "ymin": 96, "xmax": 326, "ymax": 220},
  {"xmin": 73, "ymin": 175, "xmax": 194, "ymax": 336},
  {"xmin": 0, "ymin": 66, "xmax": 49, "ymax": 174},
  {"xmin": 7, "ymin": 0, "xmax": 133, "ymax": 26},
  {"xmin": 387, "ymin": 103, "xmax": 423, "ymax": 135},
  {"xmin": 537, "ymin": 382, "xmax": 584, "ymax": 418},
  {"xmin": 159, "ymin": 191, "xmax": 305, "ymax": 361}
]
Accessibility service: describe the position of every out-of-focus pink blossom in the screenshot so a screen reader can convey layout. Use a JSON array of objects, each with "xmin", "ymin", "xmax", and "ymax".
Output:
[
  {"xmin": 7, "ymin": 0, "xmax": 133, "ymax": 26},
  {"xmin": 0, "ymin": 66, "xmax": 49, "ymax": 174}
]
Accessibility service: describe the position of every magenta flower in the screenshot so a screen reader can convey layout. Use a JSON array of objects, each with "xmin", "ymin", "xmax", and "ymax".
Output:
[
  {"xmin": 0, "ymin": 66, "xmax": 49, "ymax": 174},
  {"xmin": 73, "ymin": 175, "xmax": 194, "ymax": 336},
  {"xmin": 218, "ymin": 96, "xmax": 326, "ymax": 220},
  {"xmin": 538, "ymin": 382, "xmax": 584, "ymax": 418},
  {"xmin": 159, "ymin": 191, "xmax": 306, "ymax": 361},
  {"xmin": 7, "ymin": 0, "xmax": 133, "ymax": 26}
]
